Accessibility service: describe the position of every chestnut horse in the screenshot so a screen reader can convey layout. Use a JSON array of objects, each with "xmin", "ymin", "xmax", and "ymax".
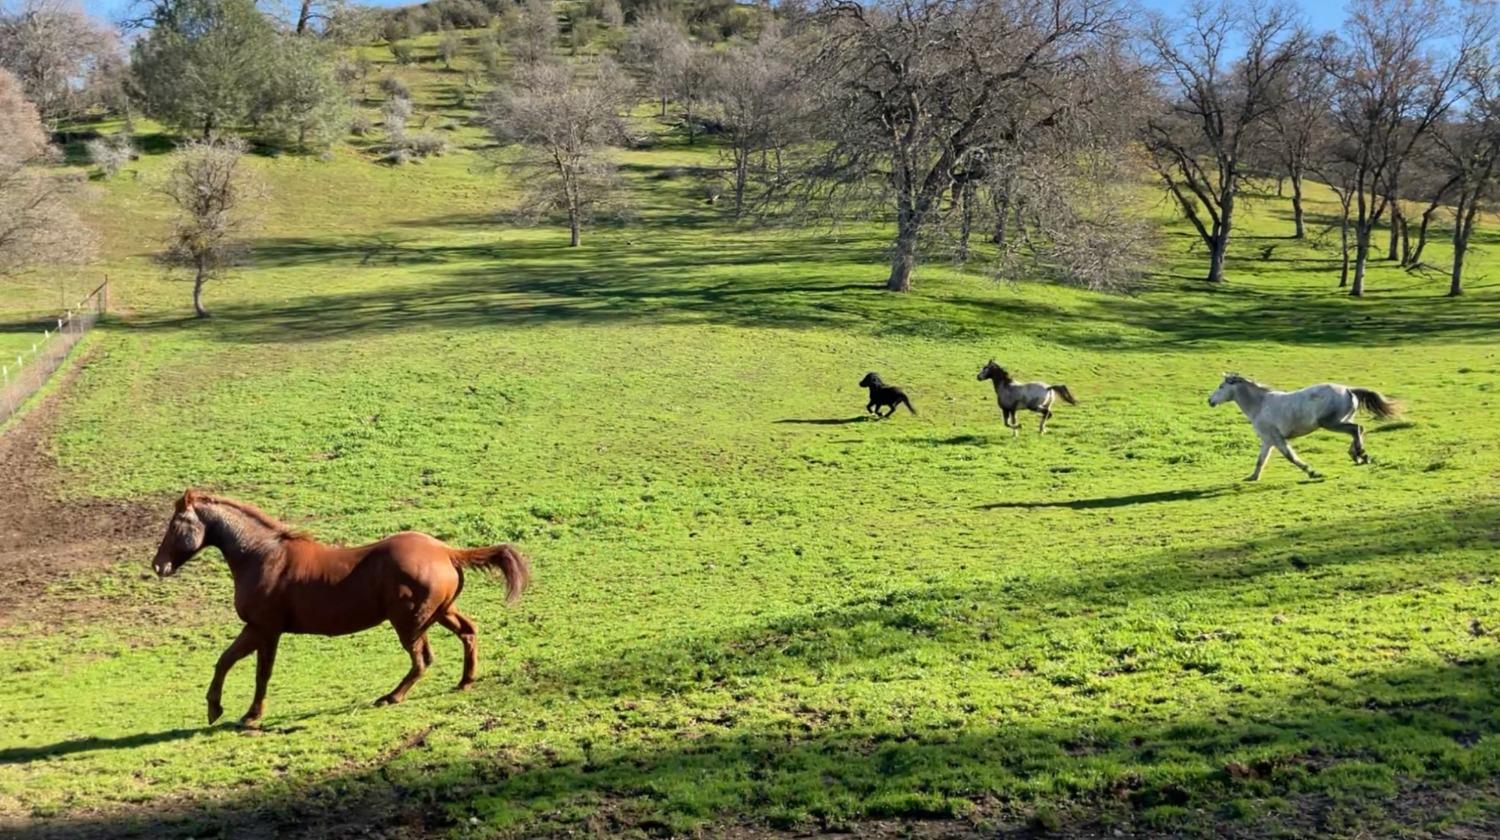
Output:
[{"xmin": 152, "ymin": 490, "xmax": 530, "ymax": 726}]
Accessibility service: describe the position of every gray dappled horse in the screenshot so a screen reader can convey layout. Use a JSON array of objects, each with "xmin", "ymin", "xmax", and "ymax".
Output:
[
  {"xmin": 1208, "ymin": 373, "xmax": 1400, "ymax": 481},
  {"xmin": 976, "ymin": 360, "xmax": 1076, "ymax": 435}
]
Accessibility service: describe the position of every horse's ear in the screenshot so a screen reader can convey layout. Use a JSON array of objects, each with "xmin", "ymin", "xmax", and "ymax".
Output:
[{"xmin": 179, "ymin": 488, "xmax": 199, "ymax": 510}]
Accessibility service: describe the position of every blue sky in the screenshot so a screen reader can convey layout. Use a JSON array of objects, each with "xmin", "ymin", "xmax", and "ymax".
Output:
[{"xmin": 81, "ymin": 0, "xmax": 1353, "ymax": 32}]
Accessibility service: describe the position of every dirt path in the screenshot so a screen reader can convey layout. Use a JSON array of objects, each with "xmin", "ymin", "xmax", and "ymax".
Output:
[{"xmin": 0, "ymin": 353, "xmax": 157, "ymax": 625}]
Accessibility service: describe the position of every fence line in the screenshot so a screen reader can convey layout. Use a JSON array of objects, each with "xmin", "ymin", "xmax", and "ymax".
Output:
[{"xmin": 0, "ymin": 278, "xmax": 109, "ymax": 427}]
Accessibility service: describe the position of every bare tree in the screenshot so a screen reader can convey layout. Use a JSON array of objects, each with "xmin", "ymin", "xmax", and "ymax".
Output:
[
  {"xmin": 620, "ymin": 12, "xmax": 689, "ymax": 118},
  {"xmin": 703, "ymin": 32, "xmax": 805, "ymax": 216},
  {"xmin": 805, "ymin": 0, "xmax": 1125, "ymax": 292},
  {"xmin": 509, "ymin": 0, "xmax": 558, "ymax": 66},
  {"xmin": 439, "ymin": 28, "xmax": 462, "ymax": 70},
  {"xmin": 1432, "ymin": 45, "xmax": 1500, "ymax": 296},
  {"xmin": 0, "ymin": 68, "xmax": 92, "ymax": 277},
  {"xmin": 1264, "ymin": 46, "xmax": 1332, "ymax": 239},
  {"xmin": 161, "ymin": 138, "xmax": 262, "ymax": 317},
  {"xmin": 483, "ymin": 59, "xmax": 631, "ymax": 246},
  {"xmin": 1323, "ymin": 0, "xmax": 1486, "ymax": 296},
  {"xmin": 1141, "ymin": 1, "xmax": 1306, "ymax": 284},
  {"xmin": 0, "ymin": 0, "xmax": 117, "ymax": 130}
]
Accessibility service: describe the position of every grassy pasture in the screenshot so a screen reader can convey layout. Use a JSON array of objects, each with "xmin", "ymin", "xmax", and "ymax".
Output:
[{"xmin": 2, "ymin": 32, "xmax": 1500, "ymax": 838}]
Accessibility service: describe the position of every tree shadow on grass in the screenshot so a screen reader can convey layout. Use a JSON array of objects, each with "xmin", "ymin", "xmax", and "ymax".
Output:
[
  {"xmin": 115, "ymin": 223, "xmax": 1499, "ymax": 350},
  {"xmin": 9, "ymin": 504, "xmax": 1500, "ymax": 837},
  {"xmin": 10, "ymin": 650, "xmax": 1499, "ymax": 838}
]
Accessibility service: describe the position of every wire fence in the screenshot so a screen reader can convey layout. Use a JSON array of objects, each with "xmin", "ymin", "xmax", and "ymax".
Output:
[{"xmin": 0, "ymin": 279, "xmax": 109, "ymax": 427}]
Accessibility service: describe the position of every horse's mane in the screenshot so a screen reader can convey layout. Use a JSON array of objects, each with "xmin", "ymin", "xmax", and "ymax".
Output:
[
  {"xmin": 199, "ymin": 494, "xmax": 312, "ymax": 542},
  {"xmin": 1224, "ymin": 373, "xmax": 1270, "ymax": 390}
]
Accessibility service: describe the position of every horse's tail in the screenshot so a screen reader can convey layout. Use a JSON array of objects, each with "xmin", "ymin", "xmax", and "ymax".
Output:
[
  {"xmin": 903, "ymin": 395, "xmax": 916, "ymax": 414},
  {"xmin": 1049, "ymin": 384, "xmax": 1078, "ymax": 405},
  {"xmin": 1352, "ymin": 387, "xmax": 1401, "ymax": 420},
  {"xmin": 450, "ymin": 543, "xmax": 531, "ymax": 604}
]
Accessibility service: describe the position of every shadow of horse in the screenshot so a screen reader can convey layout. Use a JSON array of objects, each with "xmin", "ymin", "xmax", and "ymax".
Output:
[
  {"xmin": 978, "ymin": 483, "xmax": 1269, "ymax": 510},
  {"xmin": 773, "ymin": 417, "xmax": 870, "ymax": 426}
]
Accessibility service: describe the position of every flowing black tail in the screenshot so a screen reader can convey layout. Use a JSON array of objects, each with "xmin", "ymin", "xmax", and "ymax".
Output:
[
  {"xmin": 1351, "ymin": 388, "xmax": 1400, "ymax": 419},
  {"xmin": 451, "ymin": 544, "xmax": 531, "ymax": 604},
  {"xmin": 903, "ymin": 395, "xmax": 917, "ymax": 414},
  {"xmin": 1049, "ymin": 384, "xmax": 1077, "ymax": 405}
]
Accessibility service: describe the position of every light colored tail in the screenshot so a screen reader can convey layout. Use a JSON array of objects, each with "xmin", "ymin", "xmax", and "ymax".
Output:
[
  {"xmin": 450, "ymin": 544, "xmax": 531, "ymax": 604},
  {"xmin": 1049, "ymin": 384, "xmax": 1077, "ymax": 405},
  {"xmin": 1351, "ymin": 388, "xmax": 1400, "ymax": 419}
]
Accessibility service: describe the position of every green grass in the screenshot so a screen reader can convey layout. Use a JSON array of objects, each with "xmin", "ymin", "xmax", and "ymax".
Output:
[{"xmin": 3, "ymin": 36, "xmax": 1500, "ymax": 838}]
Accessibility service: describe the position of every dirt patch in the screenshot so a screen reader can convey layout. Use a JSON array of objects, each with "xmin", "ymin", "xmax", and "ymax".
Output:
[{"xmin": 0, "ymin": 352, "xmax": 159, "ymax": 626}]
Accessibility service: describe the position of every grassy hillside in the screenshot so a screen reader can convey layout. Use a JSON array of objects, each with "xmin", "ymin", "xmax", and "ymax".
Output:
[{"xmin": 2, "ymin": 31, "xmax": 1500, "ymax": 838}]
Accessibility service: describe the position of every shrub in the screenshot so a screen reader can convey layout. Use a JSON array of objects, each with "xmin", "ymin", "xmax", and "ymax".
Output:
[
  {"xmin": 85, "ymin": 134, "xmax": 134, "ymax": 178},
  {"xmin": 379, "ymin": 76, "xmax": 410, "ymax": 100},
  {"xmin": 404, "ymin": 131, "xmax": 447, "ymax": 157},
  {"xmin": 391, "ymin": 41, "xmax": 416, "ymax": 65}
]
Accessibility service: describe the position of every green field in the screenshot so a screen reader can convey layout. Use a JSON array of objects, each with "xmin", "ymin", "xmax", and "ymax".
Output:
[{"xmin": 2, "ymin": 33, "xmax": 1500, "ymax": 838}]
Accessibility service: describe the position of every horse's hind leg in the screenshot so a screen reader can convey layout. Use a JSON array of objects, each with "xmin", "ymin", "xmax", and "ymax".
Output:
[
  {"xmin": 437, "ymin": 609, "xmax": 480, "ymax": 690},
  {"xmin": 376, "ymin": 613, "xmax": 438, "ymax": 706},
  {"xmin": 1323, "ymin": 420, "xmax": 1367, "ymax": 464},
  {"xmin": 1038, "ymin": 407, "xmax": 1052, "ymax": 434}
]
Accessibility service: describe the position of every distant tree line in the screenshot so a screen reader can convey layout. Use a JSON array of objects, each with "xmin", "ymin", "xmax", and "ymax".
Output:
[{"xmin": 6, "ymin": 0, "xmax": 1500, "ymax": 303}]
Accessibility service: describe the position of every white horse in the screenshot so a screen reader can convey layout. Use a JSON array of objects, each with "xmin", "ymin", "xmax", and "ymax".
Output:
[
  {"xmin": 977, "ymin": 360, "xmax": 1077, "ymax": 435},
  {"xmin": 1208, "ymin": 373, "xmax": 1400, "ymax": 481}
]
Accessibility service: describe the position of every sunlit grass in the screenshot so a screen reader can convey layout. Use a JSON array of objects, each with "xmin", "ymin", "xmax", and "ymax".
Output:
[{"xmin": 1, "ymin": 35, "xmax": 1499, "ymax": 839}]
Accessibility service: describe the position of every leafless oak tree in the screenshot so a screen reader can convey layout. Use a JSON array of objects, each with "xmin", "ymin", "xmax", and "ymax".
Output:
[
  {"xmin": 806, "ymin": 0, "xmax": 1126, "ymax": 292},
  {"xmin": 1141, "ymin": 0, "xmax": 1306, "ymax": 284},
  {"xmin": 483, "ymin": 59, "xmax": 632, "ymax": 246},
  {"xmin": 1323, "ymin": 0, "xmax": 1487, "ymax": 296}
]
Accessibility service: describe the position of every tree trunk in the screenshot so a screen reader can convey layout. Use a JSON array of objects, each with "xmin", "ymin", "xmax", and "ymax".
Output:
[
  {"xmin": 1386, "ymin": 201, "xmax": 1401, "ymax": 261},
  {"xmin": 1338, "ymin": 198, "xmax": 1350, "ymax": 288},
  {"xmin": 296, "ymin": 0, "xmax": 312, "ymax": 34},
  {"xmin": 659, "ymin": 96, "xmax": 667, "ymax": 118},
  {"xmin": 1351, "ymin": 224, "xmax": 1369, "ymax": 297},
  {"xmin": 1409, "ymin": 201, "xmax": 1440, "ymax": 267},
  {"xmin": 887, "ymin": 215, "xmax": 918, "ymax": 292},
  {"xmin": 732, "ymin": 149, "xmax": 748, "ymax": 218},
  {"xmin": 991, "ymin": 189, "xmax": 1009, "ymax": 247},
  {"xmin": 1206, "ymin": 236, "xmax": 1227, "ymax": 283},
  {"xmin": 569, "ymin": 211, "xmax": 581, "ymax": 247},
  {"xmin": 957, "ymin": 182, "xmax": 974, "ymax": 263},
  {"xmin": 1451, "ymin": 195, "xmax": 1477, "ymax": 297},
  {"xmin": 193, "ymin": 264, "xmax": 210, "ymax": 318},
  {"xmin": 1290, "ymin": 172, "xmax": 1305, "ymax": 239}
]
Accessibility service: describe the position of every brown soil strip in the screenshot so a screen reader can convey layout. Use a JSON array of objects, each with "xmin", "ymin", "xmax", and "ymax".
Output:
[{"xmin": 0, "ymin": 351, "xmax": 158, "ymax": 626}]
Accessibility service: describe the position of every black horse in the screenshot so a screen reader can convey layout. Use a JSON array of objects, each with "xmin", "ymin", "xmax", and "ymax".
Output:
[{"xmin": 859, "ymin": 372, "xmax": 916, "ymax": 418}]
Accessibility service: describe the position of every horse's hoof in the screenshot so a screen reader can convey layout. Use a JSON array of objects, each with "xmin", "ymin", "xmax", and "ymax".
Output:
[
  {"xmin": 1307, "ymin": 471, "xmax": 1322, "ymax": 480},
  {"xmin": 374, "ymin": 694, "xmax": 400, "ymax": 707},
  {"xmin": 454, "ymin": 681, "xmax": 475, "ymax": 693},
  {"xmin": 1243, "ymin": 475, "xmax": 1260, "ymax": 482},
  {"xmin": 238, "ymin": 716, "xmax": 262, "ymax": 730},
  {"xmin": 207, "ymin": 703, "xmax": 223, "ymax": 725}
]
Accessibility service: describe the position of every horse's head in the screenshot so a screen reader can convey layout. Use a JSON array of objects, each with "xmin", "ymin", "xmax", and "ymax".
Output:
[
  {"xmin": 976, "ymin": 360, "xmax": 1007, "ymax": 383},
  {"xmin": 858, "ymin": 372, "xmax": 881, "ymax": 388},
  {"xmin": 1208, "ymin": 373, "xmax": 1243, "ymax": 408},
  {"xmin": 153, "ymin": 489, "xmax": 209, "ymax": 577}
]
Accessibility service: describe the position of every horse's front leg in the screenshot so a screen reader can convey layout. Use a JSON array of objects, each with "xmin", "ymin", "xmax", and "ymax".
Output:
[
  {"xmin": 240, "ymin": 631, "xmax": 281, "ymax": 728},
  {"xmin": 1272, "ymin": 436, "xmax": 1320, "ymax": 479},
  {"xmin": 206, "ymin": 625, "xmax": 261, "ymax": 725},
  {"xmin": 1246, "ymin": 441, "xmax": 1272, "ymax": 482}
]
